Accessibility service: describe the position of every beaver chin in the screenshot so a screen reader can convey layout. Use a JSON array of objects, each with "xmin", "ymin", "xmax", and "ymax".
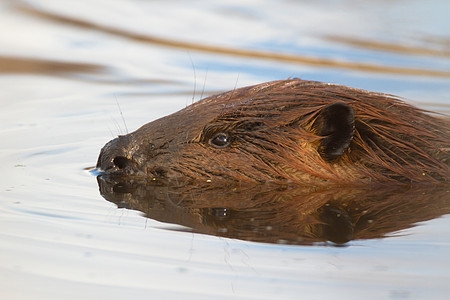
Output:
[{"xmin": 96, "ymin": 79, "xmax": 449, "ymax": 185}]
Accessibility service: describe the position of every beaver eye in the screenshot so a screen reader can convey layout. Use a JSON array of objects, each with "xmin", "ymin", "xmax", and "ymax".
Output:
[{"xmin": 209, "ymin": 132, "xmax": 231, "ymax": 148}]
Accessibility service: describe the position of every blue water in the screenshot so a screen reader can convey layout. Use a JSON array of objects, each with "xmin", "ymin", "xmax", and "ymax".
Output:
[{"xmin": 0, "ymin": 0, "xmax": 449, "ymax": 299}]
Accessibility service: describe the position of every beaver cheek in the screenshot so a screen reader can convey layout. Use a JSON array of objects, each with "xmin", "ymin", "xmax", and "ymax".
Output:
[
  {"xmin": 137, "ymin": 151, "xmax": 178, "ymax": 180},
  {"xmin": 146, "ymin": 166, "xmax": 168, "ymax": 179}
]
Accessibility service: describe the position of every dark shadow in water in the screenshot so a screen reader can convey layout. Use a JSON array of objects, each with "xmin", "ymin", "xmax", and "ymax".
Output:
[
  {"xmin": 97, "ymin": 176, "xmax": 450, "ymax": 246},
  {"xmin": 326, "ymin": 36, "xmax": 450, "ymax": 58},
  {"xmin": 0, "ymin": 56, "xmax": 181, "ymax": 85},
  {"xmin": 0, "ymin": 56, "xmax": 105, "ymax": 75}
]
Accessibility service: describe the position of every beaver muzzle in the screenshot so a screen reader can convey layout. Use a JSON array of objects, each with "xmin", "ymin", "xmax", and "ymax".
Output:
[{"xmin": 96, "ymin": 135, "xmax": 146, "ymax": 176}]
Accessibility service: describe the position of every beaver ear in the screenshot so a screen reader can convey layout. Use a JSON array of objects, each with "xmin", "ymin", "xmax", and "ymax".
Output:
[{"xmin": 313, "ymin": 102, "xmax": 355, "ymax": 161}]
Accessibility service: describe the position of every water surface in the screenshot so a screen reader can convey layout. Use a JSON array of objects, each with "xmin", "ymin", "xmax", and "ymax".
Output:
[{"xmin": 1, "ymin": 0, "xmax": 449, "ymax": 299}]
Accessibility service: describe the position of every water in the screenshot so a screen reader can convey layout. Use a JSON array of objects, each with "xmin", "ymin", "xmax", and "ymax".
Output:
[{"xmin": 1, "ymin": 0, "xmax": 449, "ymax": 299}]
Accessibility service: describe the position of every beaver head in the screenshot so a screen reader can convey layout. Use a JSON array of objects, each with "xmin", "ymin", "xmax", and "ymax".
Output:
[{"xmin": 96, "ymin": 79, "xmax": 449, "ymax": 185}]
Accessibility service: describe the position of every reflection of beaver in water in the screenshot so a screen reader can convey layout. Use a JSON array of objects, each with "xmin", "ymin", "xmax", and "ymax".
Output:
[
  {"xmin": 97, "ymin": 179, "xmax": 450, "ymax": 245},
  {"xmin": 97, "ymin": 79, "xmax": 449, "ymax": 185}
]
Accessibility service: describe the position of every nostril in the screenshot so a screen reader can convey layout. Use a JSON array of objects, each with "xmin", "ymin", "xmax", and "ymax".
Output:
[{"xmin": 113, "ymin": 156, "xmax": 133, "ymax": 170}]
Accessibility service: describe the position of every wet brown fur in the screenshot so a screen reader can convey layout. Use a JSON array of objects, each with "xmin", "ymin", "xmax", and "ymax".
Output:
[{"xmin": 97, "ymin": 79, "xmax": 449, "ymax": 185}]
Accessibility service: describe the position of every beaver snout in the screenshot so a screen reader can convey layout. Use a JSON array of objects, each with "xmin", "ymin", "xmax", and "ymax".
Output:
[
  {"xmin": 96, "ymin": 133, "xmax": 174, "ymax": 179},
  {"xmin": 96, "ymin": 135, "xmax": 144, "ymax": 176}
]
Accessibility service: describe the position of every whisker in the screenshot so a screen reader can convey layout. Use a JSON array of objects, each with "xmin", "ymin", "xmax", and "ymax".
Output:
[
  {"xmin": 115, "ymin": 94, "xmax": 128, "ymax": 134},
  {"xmin": 187, "ymin": 53, "xmax": 197, "ymax": 105},
  {"xmin": 199, "ymin": 66, "xmax": 209, "ymax": 101}
]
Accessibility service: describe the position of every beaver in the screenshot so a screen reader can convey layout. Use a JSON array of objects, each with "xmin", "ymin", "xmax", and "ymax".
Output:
[{"xmin": 96, "ymin": 79, "xmax": 449, "ymax": 185}]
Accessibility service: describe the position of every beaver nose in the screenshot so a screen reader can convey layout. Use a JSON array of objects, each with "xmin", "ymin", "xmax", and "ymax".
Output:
[{"xmin": 96, "ymin": 135, "xmax": 137, "ymax": 174}]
